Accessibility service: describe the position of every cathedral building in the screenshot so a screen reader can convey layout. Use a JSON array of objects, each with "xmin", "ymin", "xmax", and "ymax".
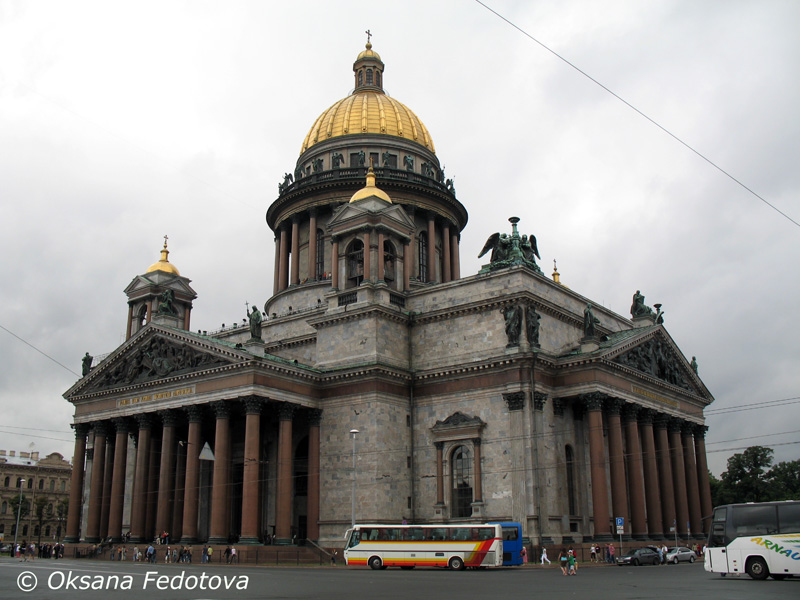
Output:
[{"xmin": 63, "ymin": 41, "xmax": 714, "ymax": 549}]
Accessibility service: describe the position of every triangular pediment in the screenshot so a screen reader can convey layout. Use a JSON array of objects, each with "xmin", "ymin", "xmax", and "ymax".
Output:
[
  {"xmin": 328, "ymin": 200, "xmax": 415, "ymax": 237},
  {"xmin": 65, "ymin": 326, "xmax": 247, "ymax": 398},
  {"xmin": 124, "ymin": 272, "xmax": 196, "ymax": 297},
  {"xmin": 603, "ymin": 326, "xmax": 711, "ymax": 399}
]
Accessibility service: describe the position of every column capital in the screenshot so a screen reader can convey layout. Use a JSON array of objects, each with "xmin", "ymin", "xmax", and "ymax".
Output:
[
  {"xmin": 93, "ymin": 421, "xmax": 111, "ymax": 437},
  {"xmin": 503, "ymin": 391, "xmax": 525, "ymax": 411},
  {"xmin": 278, "ymin": 402, "xmax": 296, "ymax": 421},
  {"xmin": 434, "ymin": 441, "xmax": 444, "ymax": 451},
  {"xmin": 184, "ymin": 405, "xmax": 204, "ymax": 423},
  {"xmin": 135, "ymin": 413, "xmax": 153, "ymax": 430},
  {"xmin": 621, "ymin": 403, "xmax": 640, "ymax": 422},
  {"xmin": 112, "ymin": 417, "xmax": 131, "ymax": 433},
  {"xmin": 604, "ymin": 397, "xmax": 624, "ymax": 415},
  {"xmin": 652, "ymin": 412, "xmax": 670, "ymax": 429},
  {"xmin": 681, "ymin": 421, "xmax": 697, "ymax": 437},
  {"xmin": 667, "ymin": 417, "xmax": 685, "ymax": 434},
  {"xmin": 638, "ymin": 408, "xmax": 656, "ymax": 425},
  {"xmin": 243, "ymin": 396, "xmax": 263, "ymax": 415},
  {"xmin": 306, "ymin": 408, "xmax": 323, "ymax": 427},
  {"xmin": 71, "ymin": 422, "xmax": 91, "ymax": 438},
  {"xmin": 552, "ymin": 398, "xmax": 565, "ymax": 416},
  {"xmin": 472, "ymin": 437, "xmax": 482, "ymax": 447},
  {"xmin": 580, "ymin": 391, "xmax": 609, "ymax": 412},
  {"xmin": 160, "ymin": 410, "xmax": 179, "ymax": 428},
  {"xmin": 212, "ymin": 400, "xmax": 231, "ymax": 419},
  {"xmin": 693, "ymin": 424, "xmax": 709, "ymax": 438},
  {"xmin": 533, "ymin": 392, "xmax": 548, "ymax": 411}
]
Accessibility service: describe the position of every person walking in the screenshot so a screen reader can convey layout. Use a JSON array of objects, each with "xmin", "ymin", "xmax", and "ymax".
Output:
[
  {"xmin": 541, "ymin": 547, "xmax": 551, "ymax": 565},
  {"xmin": 521, "ymin": 546, "xmax": 528, "ymax": 564},
  {"xmin": 558, "ymin": 548, "xmax": 568, "ymax": 575}
]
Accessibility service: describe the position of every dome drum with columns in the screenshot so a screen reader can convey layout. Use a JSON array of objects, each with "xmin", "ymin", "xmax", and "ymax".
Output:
[{"xmin": 64, "ymin": 39, "xmax": 715, "ymax": 555}]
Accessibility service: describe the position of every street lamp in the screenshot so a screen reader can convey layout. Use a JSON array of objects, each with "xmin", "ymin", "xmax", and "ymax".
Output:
[
  {"xmin": 13, "ymin": 478, "xmax": 25, "ymax": 555},
  {"xmin": 350, "ymin": 429, "xmax": 359, "ymax": 528}
]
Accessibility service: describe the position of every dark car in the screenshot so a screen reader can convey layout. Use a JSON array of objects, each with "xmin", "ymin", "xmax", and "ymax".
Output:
[
  {"xmin": 666, "ymin": 547, "xmax": 697, "ymax": 564},
  {"xmin": 617, "ymin": 547, "xmax": 661, "ymax": 566}
]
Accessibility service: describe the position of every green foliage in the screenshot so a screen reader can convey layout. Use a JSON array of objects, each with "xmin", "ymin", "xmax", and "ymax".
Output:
[
  {"xmin": 715, "ymin": 446, "xmax": 800, "ymax": 504},
  {"xmin": 766, "ymin": 460, "xmax": 800, "ymax": 501},
  {"xmin": 8, "ymin": 494, "xmax": 30, "ymax": 520}
]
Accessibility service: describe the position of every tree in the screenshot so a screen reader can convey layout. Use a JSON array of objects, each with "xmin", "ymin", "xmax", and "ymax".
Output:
[
  {"xmin": 33, "ymin": 496, "xmax": 51, "ymax": 545},
  {"xmin": 54, "ymin": 499, "xmax": 69, "ymax": 542},
  {"xmin": 766, "ymin": 460, "xmax": 800, "ymax": 501},
  {"xmin": 708, "ymin": 469, "xmax": 723, "ymax": 508},
  {"xmin": 719, "ymin": 446, "xmax": 774, "ymax": 504}
]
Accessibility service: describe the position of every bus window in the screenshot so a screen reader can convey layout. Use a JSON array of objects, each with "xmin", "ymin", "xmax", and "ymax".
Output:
[
  {"xmin": 452, "ymin": 528, "xmax": 470, "ymax": 541},
  {"xmin": 406, "ymin": 527, "xmax": 424, "ymax": 541},
  {"xmin": 472, "ymin": 528, "xmax": 491, "ymax": 541},
  {"xmin": 348, "ymin": 530, "xmax": 361, "ymax": 548},
  {"xmin": 732, "ymin": 505, "xmax": 778, "ymax": 536},
  {"xmin": 428, "ymin": 528, "xmax": 448, "ymax": 541},
  {"xmin": 778, "ymin": 503, "xmax": 800, "ymax": 532},
  {"xmin": 502, "ymin": 527, "xmax": 519, "ymax": 541}
]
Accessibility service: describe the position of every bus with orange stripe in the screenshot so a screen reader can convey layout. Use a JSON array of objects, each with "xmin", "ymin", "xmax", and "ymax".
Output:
[{"xmin": 343, "ymin": 523, "xmax": 504, "ymax": 570}]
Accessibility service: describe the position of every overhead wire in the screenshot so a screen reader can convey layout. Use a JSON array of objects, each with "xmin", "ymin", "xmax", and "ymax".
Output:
[{"xmin": 474, "ymin": 0, "xmax": 800, "ymax": 229}]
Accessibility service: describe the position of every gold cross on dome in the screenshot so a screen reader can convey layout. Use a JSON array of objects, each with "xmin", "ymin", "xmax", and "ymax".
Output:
[
  {"xmin": 163, "ymin": 234, "xmax": 169, "ymax": 248},
  {"xmin": 365, "ymin": 29, "xmax": 372, "ymax": 44}
]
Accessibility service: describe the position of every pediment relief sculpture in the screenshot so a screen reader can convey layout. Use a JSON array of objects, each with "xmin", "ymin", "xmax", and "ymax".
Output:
[{"xmin": 612, "ymin": 337, "xmax": 692, "ymax": 391}]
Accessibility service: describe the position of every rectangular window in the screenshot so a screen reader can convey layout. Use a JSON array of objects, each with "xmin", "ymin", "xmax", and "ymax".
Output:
[
  {"xmin": 407, "ymin": 456, "xmax": 411, "ymax": 468},
  {"xmin": 778, "ymin": 503, "xmax": 800, "ymax": 532},
  {"xmin": 732, "ymin": 505, "xmax": 778, "ymax": 536}
]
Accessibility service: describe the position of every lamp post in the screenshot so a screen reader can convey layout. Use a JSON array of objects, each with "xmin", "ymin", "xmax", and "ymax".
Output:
[
  {"xmin": 13, "ymin": 478, "xmax": 25, "ymax": 555},
  {"xmin": 350, "ymin": 429, "xmax": 359, "ymax": 528}
]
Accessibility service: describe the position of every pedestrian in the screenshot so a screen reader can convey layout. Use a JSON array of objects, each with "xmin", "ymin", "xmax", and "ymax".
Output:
[
  {"xmin": 201, "ymin": 545, "xmax": 208, "ymax": 564},
  {"xmin": 207, "ymin": 545, "xmax": 214, "ymax": 563},
  {"xmin": 558, "ymin": 548, "xmax": 568, "ymax": 575},
  {"xmin": 331, "ymin": 550, "xmax": 338, "ymax": 565},
  {"xmin": 609, "ymin": 543, "xmax": 616, "ymax": 564},
  {"xmin": 590, "ymin": 544, "xmax": 597, "ymax": 562},
  {"xmin": 224, "ymin": 546, "xmax": 231, "ymax": 564},
  {"xmin": 657, "ymin": 545, "xmax": 663, "ymax": 565},
  {"xmin": 230, "ymin": 546, "xmax": 237, "ymax": 564},
  {"xmin": 133, "ymin": 546, "xmax": 139, "ymax": 561},
  {"xmin": 521, "ymin": 545, "xmax": 528, "ymax": 564},
  {"xmin": 541, "ymin": 547, "xmax": 551, "ymax": 565},
  {"xmin": 661, "ymin": 544, "xmax": 668, "ymax": 565},
  {"xmin": 568, "ymin": 550, "xmax": 577, "ymax": 575}
]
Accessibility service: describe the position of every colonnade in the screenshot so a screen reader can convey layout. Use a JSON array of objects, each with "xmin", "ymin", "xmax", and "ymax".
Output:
[
  {"xmin": 273, "ymin": 209, "xmax": 461, "ymax": 294},
  {"xmin": 581, "ymin": 392, "xmax": 712, "ymax": 540},
  {"xmin": 64, "ymin": 400, "xmax": 322, "ymax": 545}
]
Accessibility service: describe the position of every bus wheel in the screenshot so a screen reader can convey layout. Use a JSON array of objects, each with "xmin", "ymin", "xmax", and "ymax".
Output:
[
  {"xmin": 746, "ymin": 557, "xmax": 769, "ymax": 580},
  {"xmin": 448, "ymin": 556, "xmax": 465, "ymax": 571},
  {"xmin": 368, "ymin": 556, "xmax": 383, "ymax": 570}
]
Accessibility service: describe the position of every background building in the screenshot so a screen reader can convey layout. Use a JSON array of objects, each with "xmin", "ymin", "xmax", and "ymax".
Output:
[
  {"xmin": 0, "ymin": 450, "xmax": 72, "ymax": 544},
  {"xmin": 63, "ymin": 42, "xmax": 713, "ymax": 548}
]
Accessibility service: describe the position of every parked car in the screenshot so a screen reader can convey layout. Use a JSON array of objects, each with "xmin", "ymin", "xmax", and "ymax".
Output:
[
  {"xmin": 617, "ymin": 547, "xmax": 661, "ymax": 566},
  {"xmin": 666, "ymin": 546, "xmax": 697, "ymax": 564}
]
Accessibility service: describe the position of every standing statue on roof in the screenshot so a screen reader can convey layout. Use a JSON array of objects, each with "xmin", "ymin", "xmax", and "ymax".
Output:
[{"xmin": 247, "ymin": 303, "xmax": 263, "ymax": 340}]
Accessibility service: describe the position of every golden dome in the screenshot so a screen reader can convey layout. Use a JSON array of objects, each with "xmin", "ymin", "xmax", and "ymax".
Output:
[
  {"xmin": 146, "ymin": 237, "xmax": 180, "ymax": 276},
  {"xmin": 300, "ymin": 43, "xmax": 435, "ymax": 154},
  {"xmin": 350, "ymin": 165, "xmax": 392, "ymax": 204}
]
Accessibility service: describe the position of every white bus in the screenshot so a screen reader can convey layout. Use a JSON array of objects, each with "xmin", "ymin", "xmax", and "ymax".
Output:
[
  {"xmin": 343, "ymin": 523, "xmax": 504, "ymax": 570},
  {"xmin": 704, "ymin": 500, "xmax": 800, "ymax": 580}
]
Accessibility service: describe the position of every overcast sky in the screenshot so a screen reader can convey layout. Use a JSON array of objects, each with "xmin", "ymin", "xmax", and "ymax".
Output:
[{"xmin": 1, "ymin": 0, "xmax": 798, "ymax": 478}]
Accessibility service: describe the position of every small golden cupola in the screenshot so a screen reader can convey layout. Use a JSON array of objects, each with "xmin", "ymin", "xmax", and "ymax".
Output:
[
  {"xmin": 146, "ymin": 236, "xmax": 181, "ymax": 276},
  {"xmin": 349, "ymin": 163, "xmax": 392, "ymax": 204},
  {"xmin": 353, "ymin": 34, "xmax": 384, "ymax": 91}
]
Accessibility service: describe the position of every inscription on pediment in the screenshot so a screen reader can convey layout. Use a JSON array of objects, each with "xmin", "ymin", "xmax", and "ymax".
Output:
[
  {"xmin": 613, "ymin": 338, "xmax": 692, "ymax": 392},
  {"xmin": 91, "ymin": 336, "xmax": 228, "ymax": 391}
]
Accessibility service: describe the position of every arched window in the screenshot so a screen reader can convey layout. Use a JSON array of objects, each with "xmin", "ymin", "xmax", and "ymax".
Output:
[
  {"xmin": 358, "ymin": 70, "xmax": 363, "ymax": 86},
  {"xmin": 366, "ymin": 69, "xmax": 373, "ymax": 85},
  {"xmin": 27, "ymin": 479, "xmax": 33, "ymax": 489},
  {"xmin": 38, "ymin": 479, "xmax": 44, "ymax": 490},
  {"xmin": 49, "ymin": 479, "xmax": 55, "ymax": 491},
  {"xmin": 60, "ymin": 480, "xmax": 66, "ymax": 492},
  {"xmin": 565, "ymin": 444, "xmax": 577, "ymax": 516},
  {"xmin": 47, "ymin": 503, "xmax": 53, "ymax": 515},
  {"xmin": 0, "ymin": 524, "xmax": 4, "ymax": 533},
  {"xmin": 22, "ymin": 524, "xmax": 28, "ymax": 536},
  {"xmin": 45, "ymin": 525, "xmax": 51, "ymax": 536},
  {"xmin": 34, "ymin": 525, "xmax": 39, "ymax": 536},
  {"xmin": 376, "ymin": 71, "xmax": 381, "ymax": 87},
  {"xmin": 346, "ymin": 240, "xmax": 364, "ymax": 288},
  {"xmin": 136, "ymin": 304, "xmax": 147, "ymax": 331},
  {"xmin": 16, "ymin": 478, "xmax": 22, "ymax": 488},
  {"xmin": 1, "ymin": 501, "xmax": 6, "ymax": 514},
  {"xmin": 417, "ymin": 233, "xmax": 428, "ymax": 283},
  {"xmin": 3, "ymin": 476, "xmax": 8, "ymax": 487},
  {"xmin": 383, "ymin": 241, "xmax": 396, "ymax": 286},
  {"xmin": 451, "ymin": 445, "xmax": 473, "ymax": 518},
  {"xmin": 315, "ymin": 229, "xmax": 325, "ymax": 280}
]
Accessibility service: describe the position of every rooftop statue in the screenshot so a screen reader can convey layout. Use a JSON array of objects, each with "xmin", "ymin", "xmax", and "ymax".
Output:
[
  {"xmin": 630, "ymin": 290, "xmax": 654, "ymax": 318},
  {"xmin": 82, "ymin": 352, "xmax": 93, "ymax": 376},
  {"xmin": 247, "ymin": 303, "xmax": 263, "ymax": 340},
  {"xmin": 479, "ymin": 217, "xmax": 543, "ymax": 275},
  {"xmin": 583, "ymin": 303, "xmax": 600, "ymax": 338}
]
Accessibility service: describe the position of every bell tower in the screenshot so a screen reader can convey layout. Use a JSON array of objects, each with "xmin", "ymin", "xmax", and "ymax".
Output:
[{"xmin": 123, "ymin": 236, "xmax": 197, "ymax": 339}]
